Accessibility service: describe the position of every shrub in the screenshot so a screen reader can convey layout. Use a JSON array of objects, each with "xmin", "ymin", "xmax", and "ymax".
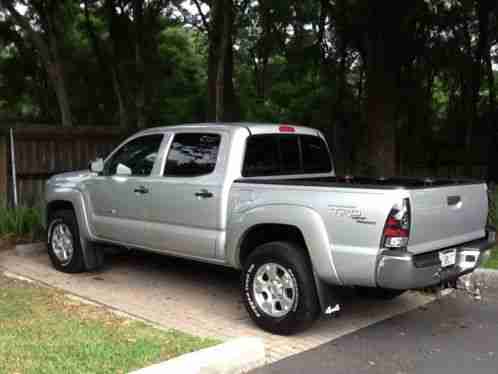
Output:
[{"xmin": 0, "ymin": 204, "xmax": 43, "ymax": 241}]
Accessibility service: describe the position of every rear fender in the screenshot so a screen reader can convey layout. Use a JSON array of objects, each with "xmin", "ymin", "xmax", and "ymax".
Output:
[{"xmin": 227, "ymin": 204, "xmax": 342, "ymax": 285}]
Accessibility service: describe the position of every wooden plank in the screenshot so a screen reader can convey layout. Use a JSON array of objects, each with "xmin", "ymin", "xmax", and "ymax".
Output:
[{"xmin": 0, "ymin": 127, "xmax": 127, "ymax": 206}]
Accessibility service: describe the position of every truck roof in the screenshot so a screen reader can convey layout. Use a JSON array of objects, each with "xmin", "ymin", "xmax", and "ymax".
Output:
[{"xmin": 140, "ymin": 122, "xmax": 321, "ymax": 137}]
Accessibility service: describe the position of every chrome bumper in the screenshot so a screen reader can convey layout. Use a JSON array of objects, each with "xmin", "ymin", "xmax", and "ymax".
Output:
[{"xmin": 376, "ymin": 226, "xmax": 496, "ymax": 290}]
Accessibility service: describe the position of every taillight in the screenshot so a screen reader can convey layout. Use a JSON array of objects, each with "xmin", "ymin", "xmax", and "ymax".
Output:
[{"xmin": 382, "ymin": 198, "xmax": 411, "ymax": 249}]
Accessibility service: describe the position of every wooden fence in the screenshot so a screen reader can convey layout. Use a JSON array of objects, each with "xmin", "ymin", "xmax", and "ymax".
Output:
[
  {"xmin": 0, "ymin": 126, "xmax": 128, "ymax": 207},
  {"xmin": 0, "ymin": 125, "xmax": 491, "ymax": 208}
]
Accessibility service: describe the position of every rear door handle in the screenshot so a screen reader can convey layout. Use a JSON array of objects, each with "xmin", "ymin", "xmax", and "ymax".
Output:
[
  {"xmin": 134, "ymin": 186, "xmax": 149, "ymax": 194},
  {"xmin": 195, "ymin": 189, "xmax": 213, "ymax": 199}
]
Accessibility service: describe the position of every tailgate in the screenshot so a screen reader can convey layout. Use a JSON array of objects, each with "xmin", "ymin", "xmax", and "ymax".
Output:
[{"xmin": 407, "ymin": 183, "xmax": 488, "ymax": 254}]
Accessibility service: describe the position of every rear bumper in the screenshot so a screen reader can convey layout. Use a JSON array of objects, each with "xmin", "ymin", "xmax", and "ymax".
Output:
[{"xmin": 376, "ymin": 226, "xmax": 496, "ymax": 290}]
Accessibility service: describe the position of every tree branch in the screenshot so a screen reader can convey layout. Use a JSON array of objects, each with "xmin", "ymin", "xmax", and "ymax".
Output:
[
  {"xmin": 192, "ymin": 0, "xmax": 210, "ymax": 30},
  {"xmin": 1, "ymin": 0, "xmax": 51, "ymax": 65}
]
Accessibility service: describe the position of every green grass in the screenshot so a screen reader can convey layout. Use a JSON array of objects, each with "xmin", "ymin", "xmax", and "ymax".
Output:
[
  {"xmin": 484, "ymin": 246, "xmax": 498, "ymax": 269},
  {"xmin": 483, "ymin": 188, "xmax": 498, "ymax": 269},
  {"xmin": 0, "ymin": 204, "xmax": 43, "ymax": 242},
  {"xmin": 0, "ymin": 276, "xmax": 218, "ymax": 374}
]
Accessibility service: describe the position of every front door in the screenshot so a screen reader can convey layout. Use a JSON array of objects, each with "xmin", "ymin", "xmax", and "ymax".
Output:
[{"xmin": 83, "ymin": 133, "xmax": 165, "ymax": 246}]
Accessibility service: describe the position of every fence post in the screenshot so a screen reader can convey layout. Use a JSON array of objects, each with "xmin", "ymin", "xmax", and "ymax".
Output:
[
  {"xmin": 0, "ymin": 134, "xmax": 7, "ymax": 207},
  {"xmin": 9, "ymin": 128, "xmax": 18, "ymax": 207}
]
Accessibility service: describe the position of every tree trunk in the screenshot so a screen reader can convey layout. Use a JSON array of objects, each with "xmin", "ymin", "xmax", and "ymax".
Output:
[
  {"xmin": 207, "ymin": 0, "xmax": 236, "ymax": 122},
  {"xmin": 484, "ymin": 2, "xmax": 498, "ymax": 181},
  {"xmin": 48, "ymin": 61, "xmax": 73, "ymax": 128},
  {"xmin": 365, "ymin": 65, "xmax": 397, "ymax": 176},
  {"xmin": 359, "ymin": 2, "xmax": 412, "ymax": 176},
  {"xmin": 84, "ymin": 0, "xmax": 129, "ymax": 128},
  {"xmin": 3, "ymin": 1, "xmax": 73, "ymax": 127},
  {"xmin": 364, "ymin": 34, "xmax": 398, "ymax": 176},
  {"xmin": 133, "ymin": 0, "xmax": 146, "ymax": 129}
]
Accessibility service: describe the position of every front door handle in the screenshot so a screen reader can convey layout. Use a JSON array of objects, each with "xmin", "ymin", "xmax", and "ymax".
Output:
[
  {"xmin": 195, "ymin": 189, "xmax": 213, "ymax": 199},
  {"xmin": 134, "ymin": 186, "xmax": 149, "ymax": 194}
]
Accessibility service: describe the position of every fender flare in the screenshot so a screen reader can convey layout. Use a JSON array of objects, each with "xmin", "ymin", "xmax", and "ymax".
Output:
[
  {"xmin": 46, "ymin": 187, "xmax": 102, "ymax": 270},
  {"xmin": 227, "ymin": 204, "xmax": 342, "ymax": 285}
]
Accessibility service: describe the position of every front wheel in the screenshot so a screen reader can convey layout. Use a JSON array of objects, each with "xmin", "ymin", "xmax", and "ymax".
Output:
[
  {"xmin": 47, "ymin": 209, "xmax": 86, "ymax": 273},
  {"xmin": 242, "ymin": 241, "xmax": 320, "ymax": 335}
]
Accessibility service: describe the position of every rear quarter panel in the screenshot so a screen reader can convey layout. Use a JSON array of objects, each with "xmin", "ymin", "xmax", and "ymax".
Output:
[{"xmin": 227, "ymin": 183, "xmax": 409, "ymax": 286}]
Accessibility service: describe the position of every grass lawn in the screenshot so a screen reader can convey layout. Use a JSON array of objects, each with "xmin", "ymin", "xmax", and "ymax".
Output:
[
  {"xmin": 483, "ymin": 245, "xmax": 498, "ymax": 269},
  {"xmin": 0, "ymin": 274, "xmax": 218, "ymax": 374}
]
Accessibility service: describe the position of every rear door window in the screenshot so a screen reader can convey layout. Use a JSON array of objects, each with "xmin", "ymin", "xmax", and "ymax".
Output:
[{"xmin": 164, "ymin": 133, "xmax": 221, "ymax": 176}]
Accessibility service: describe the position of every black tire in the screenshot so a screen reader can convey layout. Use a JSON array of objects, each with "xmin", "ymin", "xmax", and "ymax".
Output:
[
  {"xmin": 242, "ymin": 241, "xmax": 320, "ymax": 335},
  {"xmin": 356, "ymin": 286, "xmax": 406, "ymax": 300},
  {"xmin": 47, "ymin": 209, "xmax": 86, "ymax": 273}
]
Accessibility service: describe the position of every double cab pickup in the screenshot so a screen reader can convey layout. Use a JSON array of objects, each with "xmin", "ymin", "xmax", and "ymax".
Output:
[{"xmin": 45, "ymin": 123, "xmax": 496, "ymax": 334}]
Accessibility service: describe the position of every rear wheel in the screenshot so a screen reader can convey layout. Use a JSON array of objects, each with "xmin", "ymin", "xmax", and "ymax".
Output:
[
  {"xmin": 242, "ymin": 241, "xmax": 320, "ymax": 335},
  {"xmin": 47, "ymin": 210, "xmax": 86, "ymax": 273}
]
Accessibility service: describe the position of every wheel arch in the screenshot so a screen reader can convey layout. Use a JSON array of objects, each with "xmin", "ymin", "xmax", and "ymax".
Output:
[
  {"xmin": 228, "ymin": 204, "xmax": 342, "ymax": 285},
  {"xmin": 46, "ymin": 189, "xmax": 102, "ymax": 270},
  {"xmin": 238, "ymin": 223, "xmax": 308, "ymax": 268},
  {"xmin": 46, "ymin": 200, "xmax": 75, "ymax": 222}
]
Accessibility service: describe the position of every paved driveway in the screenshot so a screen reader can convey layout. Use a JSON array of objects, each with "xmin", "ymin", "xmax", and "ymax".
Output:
[
  {"xmin": 251, "ymin": 284, "xmax": 498, "ymax": 373},
  {"xmin": 0, "ymin": 247, "xmax": 433, "ymax": 362}
]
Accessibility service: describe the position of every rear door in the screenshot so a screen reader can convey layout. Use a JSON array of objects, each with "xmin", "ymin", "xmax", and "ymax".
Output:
[
  {"xmin": 145, "ymin": 131, "xmax": 226, "ymax": 258},
  {"xmin": 407, "ymin": 183, "xmax": 488, "ymax": 254}
]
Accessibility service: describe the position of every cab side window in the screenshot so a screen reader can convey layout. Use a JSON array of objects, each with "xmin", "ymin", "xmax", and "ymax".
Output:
[{"xmin": 104, "ymin": 134, "xmax": 163, "ymax": 176}]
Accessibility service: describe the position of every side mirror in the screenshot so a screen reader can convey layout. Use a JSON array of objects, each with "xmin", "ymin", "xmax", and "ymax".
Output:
[
  {"xmin": 116, "ymin": 163, "xmax": 132, "ymax": 176},
  {"xmin": 90, "ymin": 158, "xmax": 104, "ymax": 173}
]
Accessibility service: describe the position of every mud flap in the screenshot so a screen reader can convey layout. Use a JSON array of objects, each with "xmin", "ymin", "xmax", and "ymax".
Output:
[
  {"xmin": 81, "ymin": 240, "xmax": 104, "ymax": 271},
  {"xmin": 313, "ymin": 271, "xmax": 341, "ymax": 317}
]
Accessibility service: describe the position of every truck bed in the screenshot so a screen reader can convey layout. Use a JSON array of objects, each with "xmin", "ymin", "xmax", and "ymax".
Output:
[
  {"xmin": 234, "ymin": 175, "xmax": 489, "ymax": 256},
  {"xmin": 235, "ymin": 176, "xmax": 484, "ymax": 190}
]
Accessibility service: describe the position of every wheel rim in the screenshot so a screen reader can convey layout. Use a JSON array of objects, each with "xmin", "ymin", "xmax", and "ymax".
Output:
[
  {"xmin": 50, "ymin": 222, "xmax": 74, "ymax": 266},
  {"xmin": 252, "ymin": 262, "xmax": 298, "ymax": 318}
]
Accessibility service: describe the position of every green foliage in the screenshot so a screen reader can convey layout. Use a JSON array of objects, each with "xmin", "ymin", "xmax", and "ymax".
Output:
[
  {"xmin": 0, "ymin": 0, "xmax": 497, "ymax": 174},
  {"xmin": 0, "ymin": 204, "xmax": 42, "ymax": 240},
  {"xmin": 484, "ymin": 189, "xmax": 498, "ymax": 269}
]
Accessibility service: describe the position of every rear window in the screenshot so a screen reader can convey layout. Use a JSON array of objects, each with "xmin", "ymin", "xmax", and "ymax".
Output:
[{"xmin": 242, "ymin": 134, "xmax": 332, "ymax": 177}]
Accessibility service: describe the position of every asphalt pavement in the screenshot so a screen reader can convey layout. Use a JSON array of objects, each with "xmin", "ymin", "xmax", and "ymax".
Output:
[{"xmin": 252, "ymin": 284, "xmax": 498, "ymax": 374}]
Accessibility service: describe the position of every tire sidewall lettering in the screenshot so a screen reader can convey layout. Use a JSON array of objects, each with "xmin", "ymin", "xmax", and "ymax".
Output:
[{"xmin": 244, "ymin": 263, "xmax": 261, "ymax": 318}]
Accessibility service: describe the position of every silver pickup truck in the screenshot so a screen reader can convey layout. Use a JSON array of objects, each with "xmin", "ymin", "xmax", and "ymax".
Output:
[{"xmin": 45, "ymin": 123, "xmax": 496, "ymax": 334}]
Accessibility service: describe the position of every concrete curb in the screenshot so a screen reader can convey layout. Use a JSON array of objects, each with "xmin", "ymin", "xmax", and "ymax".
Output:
[
  {"xmin": 14, "ymin": 242, "xmax": 46, "ymax": 257},
  {"xmin": 129, "ymin": 337, "xmax": 266, "ymax": 374}
]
